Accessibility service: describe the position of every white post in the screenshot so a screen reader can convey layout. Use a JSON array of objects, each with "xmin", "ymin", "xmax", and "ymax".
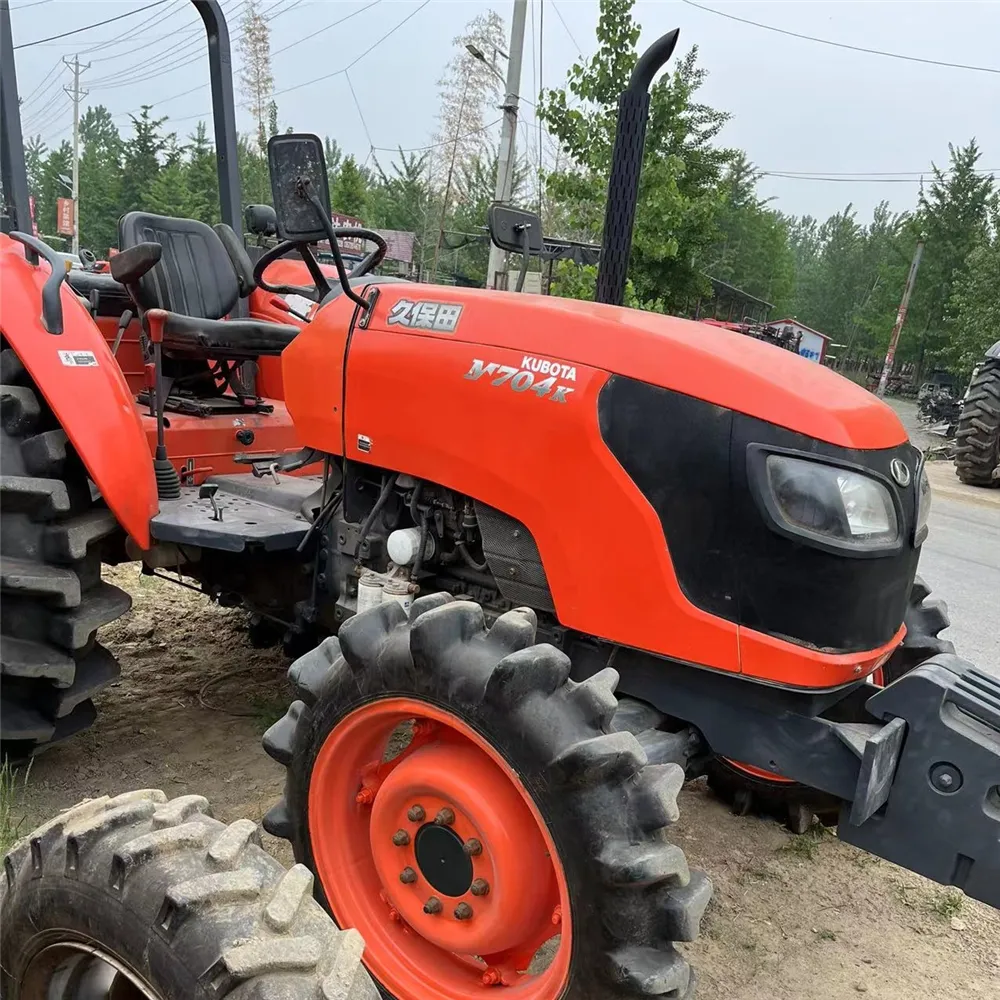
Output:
[
  {"xmin": 63, "ymin": 54, "xmax": 89, "ymax": 256},
  {"xmin": 485, "ymin": 0, "xmax": 527, "ymax": 289}
]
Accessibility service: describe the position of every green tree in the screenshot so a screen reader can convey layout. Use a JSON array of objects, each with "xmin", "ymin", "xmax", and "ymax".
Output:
[
  {"xmin": 121, "ymin": 107, "xmax": 168, "ymax": 212},
  {"xmin": 146, "ymin": 135, "xmax": 193, "ymax": 218},
  {"xmin": 78, "ymin": 105, "xmax": 123, "ymax": 254},
  {"xmin": 911, "ymin": 140, "xmax": 995, "ymax": 368},
  {"xmin": 943, "ymin": 199, "xmax": 1000, "ymax": 372},
  {"xmin": 539, "ymin": 0, "xmax": 733, "ymax": 311},
  {"xmin": 38, "ymin": 141, "xmax": 72, "ymax": 241},
  {"xmin": 331, "ymin": 154, "xmax": 367, "ymax": 218},
  {"xmin": 186, "ymin": 121, "xmax": 220, "ymax": 224},
  {"xmin": 237, "ymin": 133, "xmax": 271, "ymax": 209}
]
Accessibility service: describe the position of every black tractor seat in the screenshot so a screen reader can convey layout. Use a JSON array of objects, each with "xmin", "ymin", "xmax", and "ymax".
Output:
[
  {"xmin": 117, "ymin": 211, "xmax": 299, "ymax": 362},
  {"xmin": 146, "ymin": 310, "xmax": 297, "ymax": 359}
]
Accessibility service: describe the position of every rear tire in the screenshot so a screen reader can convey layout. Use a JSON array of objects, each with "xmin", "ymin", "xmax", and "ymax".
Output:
[
  {"xmin": 0, "ymin": 789, "xmax": 377, "ymax": 999},
  {"xmin": 954, "ymin": 355, "xmax": 1000, "ymax": 487},
  {"xmin": 263, "ymin": 596, "xmax": 712, "ymax": 999},
  {"xmin": 1, "ymin": 347, "xmax": 128, "ymax": 758}
]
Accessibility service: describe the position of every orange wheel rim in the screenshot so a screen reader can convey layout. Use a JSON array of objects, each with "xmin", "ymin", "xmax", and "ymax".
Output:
[
  {"xmin": 722, "ymin": 758, "xmax": 797, "ymax": 784},
  {"xmin": 308, "ymin": 698, "xmax": 572, "ymax": 1000}
]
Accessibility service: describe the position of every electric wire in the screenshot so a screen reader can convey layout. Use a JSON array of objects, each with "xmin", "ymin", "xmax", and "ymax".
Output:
[
  {"xmin": 550, "ymin": 0, "xmax": 581, "ymax": 56},
  {"xmin": 13, "ymin": 0, "xmax": 171, "ymax": 49},
  {"xmin": 270, "ymin": 0, "xmax": 381, "ymax": 57},
  {"xmin": 680, "ymin": 0, "xmax": 1000, "ymax": 75}
]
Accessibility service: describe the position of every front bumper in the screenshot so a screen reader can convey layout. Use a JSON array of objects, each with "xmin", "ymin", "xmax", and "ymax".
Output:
[{"xmin": 838, "ymin": 656, "xmax": 999, "ymax": 908}]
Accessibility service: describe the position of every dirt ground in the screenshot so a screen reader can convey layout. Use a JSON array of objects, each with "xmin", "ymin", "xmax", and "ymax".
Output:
[{"xmin": 8, "ymin": 563, "xmax": 1000, "ymax": 999}]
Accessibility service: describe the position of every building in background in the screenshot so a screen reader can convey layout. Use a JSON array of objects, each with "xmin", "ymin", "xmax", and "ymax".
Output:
[{"xmin": 769, "ymin": 318, "xmax": 831, "ymax": 363}]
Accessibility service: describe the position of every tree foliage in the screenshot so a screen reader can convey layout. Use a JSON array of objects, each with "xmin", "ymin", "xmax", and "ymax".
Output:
[{"xmin": 12, "ymin": 0, "xmax": 994, "ymax": 380}]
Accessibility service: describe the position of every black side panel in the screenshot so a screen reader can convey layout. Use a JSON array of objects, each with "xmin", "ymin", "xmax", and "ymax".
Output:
[
  {"xmin": 599, "ymin": 375, "xmax": 922, "ymax": 653},
  {"xmin": 598, "ymin": 375, "xmax": 736, "ymax": 618},
  {"xmin": 729, "ymin": 413, "xmax": 921, "ymax": 651}
]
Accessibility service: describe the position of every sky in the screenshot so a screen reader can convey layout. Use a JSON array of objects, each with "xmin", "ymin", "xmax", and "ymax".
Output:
[{"xmin": 8, "ymin": 0, "xmax": 1000, "ymax": 223}]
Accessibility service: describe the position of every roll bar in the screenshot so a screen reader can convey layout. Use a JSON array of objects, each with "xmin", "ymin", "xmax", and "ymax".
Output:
[{"xmin": 0, "ymin": 0, "xmax": 243, "ymax": 238}]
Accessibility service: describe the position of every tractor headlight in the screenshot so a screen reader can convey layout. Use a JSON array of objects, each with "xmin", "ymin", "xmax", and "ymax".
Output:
[
  {"xmin": 757, "ymin": 452, "xmax": 900, "ymax": 555},
  {"xmin": 914, "ymin": 461, "xmax": 931, "ymax": 547}
]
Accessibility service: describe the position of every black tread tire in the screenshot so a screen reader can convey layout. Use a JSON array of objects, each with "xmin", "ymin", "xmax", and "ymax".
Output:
[
  {"xmin": 0, "ymin": 788, "xmax": 378, "ymax": 1000},
  {"xmin": 704, "ymin": 575, "xmax": 953, "ymax": 831},
  {"xmin": 954, "ymin": 356, "xmax": 1000, "ymax": 487},
  {"xmin": 1, "ymin": 347, "xmax": 128, "ymax": 759},
  {"xmin": 263, "ymin": 595, "xmax": 712, "ymax": 1000}
]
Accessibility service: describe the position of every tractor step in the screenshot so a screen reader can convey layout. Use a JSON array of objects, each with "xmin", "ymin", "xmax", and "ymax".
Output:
[{"xmin": 150, "ymin": 475, "xmax": 323, "ymax": 553}]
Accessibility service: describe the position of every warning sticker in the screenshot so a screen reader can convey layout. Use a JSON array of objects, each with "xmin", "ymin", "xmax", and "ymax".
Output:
[{"xmin": 58, "ymin": 350, "xmax": 98, "ymax": 367}]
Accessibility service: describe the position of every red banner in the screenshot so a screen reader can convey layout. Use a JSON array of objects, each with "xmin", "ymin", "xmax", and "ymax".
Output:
[{"xmin": 56, "ymin": 197, "xmax": 74, "ymax": 236}]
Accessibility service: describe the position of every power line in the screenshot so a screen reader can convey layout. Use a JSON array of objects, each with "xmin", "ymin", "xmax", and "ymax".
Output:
[
  {"xmin": 550, "ymin": 0, "xmax": 581, "ymax": 57},
  {"xmin": 270, "ymin": 0, "xmax": 431, "ymax": 99},
  {"xmin": 373, "ymin": 118, "xmax": 503, "ymax": 155},
  {"xmin": 19, "ymin": 59, "xmax": 66, "ymax": 109},
  {"xmin": 680, "ymin": 0, "xmax": 1000, "ymax": 75},
  {"xmin": 760, "ymin": 172, "xmax": 996, "ymax": 184},
  {"xmin": 13, "ymin": 0, "xmax": 170, "ymax": 49},
  {"xmin": 271, "ymin": 0, "xmax": 381, "ymax": 58},
  {"xmin": 345, "ymin": 71, "xmax": 373, "ymax": 149}
]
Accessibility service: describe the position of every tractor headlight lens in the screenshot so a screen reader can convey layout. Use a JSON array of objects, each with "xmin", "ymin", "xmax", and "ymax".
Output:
[
  {"xmin": 764, "ymin": 454, "xmax": 899, "ymax": 552},
  {"xmin": 914, "ymin": 462, "xmax": 931, "ymax": 546}
]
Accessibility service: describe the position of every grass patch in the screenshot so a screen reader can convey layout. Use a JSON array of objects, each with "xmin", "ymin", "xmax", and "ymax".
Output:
[
  {"xmin": 247, "ymin": 694, "xmax": 288, "ymax": 734},
  {"xmin": 930, "ymin": 889, "xmax": 964, "ymax": 920},
  {"xmin": 778, "ymin": 823, "xmax": 829, "ymax": 861},
  {"xmin": 0, "ymin": 759, "xmax": 31, "ymax": 856},
  {"xmin": 815, "ymin": 928, "xmax": 837, "ymax": 942}
]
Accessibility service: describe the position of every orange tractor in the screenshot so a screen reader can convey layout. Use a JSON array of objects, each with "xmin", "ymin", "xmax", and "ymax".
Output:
[{"xmin": 1, "ymin": 3, "xmax": 997, "ymax": 999}]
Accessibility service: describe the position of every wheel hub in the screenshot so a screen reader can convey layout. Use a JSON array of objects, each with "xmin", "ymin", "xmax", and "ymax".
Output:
[{"xmin": 414, "ymin": 823, "xmax": 473, "ymax": 897}]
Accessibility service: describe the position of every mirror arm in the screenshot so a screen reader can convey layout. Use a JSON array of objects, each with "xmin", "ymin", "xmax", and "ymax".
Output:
[
  {"xmin": 298, "ymin": 244, "xmax": 331, "ymax": 298},
  {"xmin": 514, "ymin": 225, "xmax": 532, "ymax": 293},
  {"xmin": 305, "ymin": 187, "xmax": 369, "ymax": 311}
]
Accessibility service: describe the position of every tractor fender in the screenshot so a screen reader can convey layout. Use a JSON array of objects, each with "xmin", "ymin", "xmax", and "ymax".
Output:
[{"xmin": 0, "ymin": 236, "xmax": 157, "ymax": 548}]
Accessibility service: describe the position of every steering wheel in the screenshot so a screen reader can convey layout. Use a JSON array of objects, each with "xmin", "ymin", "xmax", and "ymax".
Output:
[{"xmin": 253, "ymin": 228, "xmax": 389, "ymax": 300}]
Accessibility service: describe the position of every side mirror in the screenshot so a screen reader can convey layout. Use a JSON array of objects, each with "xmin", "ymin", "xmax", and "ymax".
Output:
[
  {"xmin": 267, "ymin": 133, "xmax": 331, "ymax": 243},
  {"xmin": 488, "ymin": 205, "xmax": 544, "ymax": 256},
  {"xmin": 245, "ymin": 203, "xmax": 277, "ymax": 237}
]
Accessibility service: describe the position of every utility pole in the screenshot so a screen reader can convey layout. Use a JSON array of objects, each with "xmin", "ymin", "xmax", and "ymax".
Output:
[
  {"xmin": 63, "ymin": 54, "xmax": 90, "ymax": 256},
  {"xmin": 876, "ymin": 237, "xmax": 925, "ymax": 397},
  {"xmin": 485, "ymin": 0, "xmax": 527, "ymax": 290}
]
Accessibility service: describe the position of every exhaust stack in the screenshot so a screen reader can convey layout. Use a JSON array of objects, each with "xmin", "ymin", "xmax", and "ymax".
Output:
[{"xmin": 594, "ymin": 28, "xmax": 680, "ymax": 307}]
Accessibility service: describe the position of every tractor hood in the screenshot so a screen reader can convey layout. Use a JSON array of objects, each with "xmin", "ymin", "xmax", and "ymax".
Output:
[{"xmin": 375, "ymin": 285, "xmax": 906, "ymax": 452}]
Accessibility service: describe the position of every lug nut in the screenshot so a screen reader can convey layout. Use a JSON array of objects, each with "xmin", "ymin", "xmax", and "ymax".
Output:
[
  {"xmin": 470, "ymin": 878, "xmax": 490, "ymax": 897},
  {"xmin": 482, "ymin": 968, "xmax": 502, "ymax": 987},
  {"xmin": 463, "ymin": 838, "xmax": 483, "ymax": 857},
  {"xmin": 392, "ymin": 829, "xmax": 410, "ymax": 847},
  {"xmin": 453, "ymin": 902, "xmax": 473, "ymax": 920},
  {"xmin": 434, "ymin": 807, "xmax": 455, "ymax": 826},
  {"xmin": 407, "ymin": 804, "xmax": 425, "ymax": 822},
  {"xmin": 399, "ymin": 867, "xmax": 417, "ymax": 884},
  {"xmin": 388, "ymin": 908, "xmax": 400, "ymax": 922},
  {"xmin": 423, "ymin": 896, "xmax": 442, "ymax": 915},
  {"xmin": 551, "ymin": 905, "xmax": 562, "ymax": 926},
  {"xmin": 355, "ymin": 787, "xmax": 375, "ymax": 805}
]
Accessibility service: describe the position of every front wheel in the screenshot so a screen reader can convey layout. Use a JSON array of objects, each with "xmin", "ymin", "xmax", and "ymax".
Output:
[
  {"xmin": 263, "ymin": 596, "xmax": 712, "ymax": 1000},
  {"xmin": 1, "ymin": 789, "xmax": 376, "ymax": 1000}
]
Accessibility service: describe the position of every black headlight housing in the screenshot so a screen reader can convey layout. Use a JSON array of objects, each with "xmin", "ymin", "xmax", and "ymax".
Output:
[{"xmin": 747, "ymin": 445, "xmax": 904, "ymax": 559}]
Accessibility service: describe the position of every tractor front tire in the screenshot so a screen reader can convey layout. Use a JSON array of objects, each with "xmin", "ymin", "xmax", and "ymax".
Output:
[
  {"xmin": 1, "ymin": 348, "xmax": 129, "ymax": 758},
  {"xmin": 955, "ymin": 353, "xmax": 1000, "ymax": 487},
  {"xmin": 263, "ymin": 596, "xmax": 712, "ymax": 1000},
  {"xmin": 1, "ymin": 789, "xmax": 377, "ymax": 999},
  {"xmin": 704, "ymin": 575, "xmax": 953, "ymax": 831}
]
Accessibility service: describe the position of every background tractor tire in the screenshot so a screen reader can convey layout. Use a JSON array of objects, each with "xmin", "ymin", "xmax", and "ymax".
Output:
[
  {"xmin": 703, "ymin": 575, "xmax": 953, "ymax": 831},
  {"xmin": 954, "ymin": 353, "xmax": 1000, "ymax": 487},
  {"xmin": 263, "ymin": 596, "xmax": 712, "ymax": 1000},
  {"xmin": 1, "ymin": 347, "xmax": 129, "ymax": 759},
  {"xmin": 1, "ymin": 788, "xmax": 377, "ymax": 1000}
]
